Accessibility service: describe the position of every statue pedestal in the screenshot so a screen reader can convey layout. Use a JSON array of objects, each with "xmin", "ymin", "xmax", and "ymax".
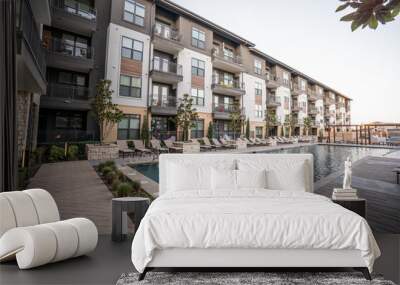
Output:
[{"xmin": 332, "ymin": 188, "xmax": 358, "ymax": 200}]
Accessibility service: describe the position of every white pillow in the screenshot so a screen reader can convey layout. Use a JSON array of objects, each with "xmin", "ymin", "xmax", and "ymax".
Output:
[
  {"xmin": 211, "ymin": 168, "xmax": 237, "ymax": 191},
  {"xmin": 266, "ymin": 162, "xmax": 306, "ymax": 191},
  {"xmin": 166, "ymin": 162, "xmax": 211, "ymax": 192},
  {"xmin": 236, "ymin": 169, "xmax": 267, "ymax": 189}
]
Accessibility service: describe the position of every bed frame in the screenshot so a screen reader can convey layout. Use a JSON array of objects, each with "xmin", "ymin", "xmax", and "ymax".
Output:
[
  {"xmin": 139, "ymin": 248, "xmax": 371, "ymax": 280},
  {"xmin": 137, "ymin": 154, "xmax": 372, "ymax": 281}
]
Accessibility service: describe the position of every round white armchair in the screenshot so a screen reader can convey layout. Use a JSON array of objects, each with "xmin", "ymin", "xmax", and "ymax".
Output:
[{"xmin": 0, "ymin": 189, "xmax": 98, "ymax": 269}]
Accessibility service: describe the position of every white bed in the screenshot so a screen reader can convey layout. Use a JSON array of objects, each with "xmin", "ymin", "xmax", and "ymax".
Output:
[{"xmin": 131, "ymin": 154, "xmax": 380, "ymax": 280}]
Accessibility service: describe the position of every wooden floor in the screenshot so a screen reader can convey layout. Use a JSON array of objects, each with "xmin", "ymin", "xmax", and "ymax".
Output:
[
  {"xmin": 28, "ymin": 161, "xmax": 113, "ymax": 234},
  {"xmin": 315, "ymin": 156, "xmax": 400, "ymax": 233}
]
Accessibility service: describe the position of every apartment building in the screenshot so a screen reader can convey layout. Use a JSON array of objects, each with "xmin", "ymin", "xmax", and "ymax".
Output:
[
  {"xmin": 37, "ymin": 0, "xmax": 110, "ymax": 144},
  {"xmin": 34, "ymin": 0, "xmax": 351, "ymax": 145},
  {"xmin": 15, "ymin": 0, "xmax": 51, "ymax": 164}
]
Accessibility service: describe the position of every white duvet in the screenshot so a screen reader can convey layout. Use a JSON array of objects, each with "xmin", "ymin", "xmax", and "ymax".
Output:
[{"xmin": 131, "ymin": 190, "xmax": 380, "ymax": 273}]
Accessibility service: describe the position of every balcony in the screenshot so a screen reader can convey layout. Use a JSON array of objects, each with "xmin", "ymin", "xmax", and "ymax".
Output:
[
  {"xmin": 308, "ymin": 107, "xmax": 318, "ymax": 116},
  {"xmin": 212, "ymin": 76, "xmax": 245, "ymax": 97},
  {"xmin": 267, "ymin": 96, "xmax": 281, "ymax": 108},
  {"xmin": 211, "ymin": 49, "xmax": 244, "ymax": 74},
  {"xmin": 150, "ymin": 58, "xmax": 183, "ymax": 85},
  {"xmin": 152, "ymin": 24, "xmax": 183, "ymax": 55},
  {"xmin": 266, "ymin": 74, "xmax": 280, "ymax": 89},
  {"xmin": 337, "ymin": 102, "xmax": 346, "ymax": 109},
  {"xmin": 212, "ymin": 104, "xmax": 245, "ymax": 120},
  {"xmin": 50, "ymin": 0, "xmax": 96, "ymax": 36},
  {"xmin": 38, "ymin": 129, "xmax": 96, "ymax": 144},
  {"xmin": 16, "ymin": 0, "xmax": 47, "ymax": 93},
  {"xmin": 41, "ymin": 83, "xmax": 91, "ymax": 110},
  {"xmin": 324, "ymin": 97, "xmax": 336, "ymax": 105},
  {"xmin": 291, "ymin": 84, "xmax": 302, "ymax": 96},
  {"xmin": 150, "ymin": 95, "xmax": 177, "ymax": 116},
  {"xmin": 44, "ymin": 37, "xmax": 94, "ymax": 72},
  {"xmin": 292, "ymin": 105, "xmax": 300, "ymax": 113},
  {"xmin": 307, "ymin": 90, "xmax": 321, "ymax": 101}
]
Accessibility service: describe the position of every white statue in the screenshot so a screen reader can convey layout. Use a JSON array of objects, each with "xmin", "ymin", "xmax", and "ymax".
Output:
[{"xmin": 343, "ymin": 156, "xmax": 352, "ymax": 190}]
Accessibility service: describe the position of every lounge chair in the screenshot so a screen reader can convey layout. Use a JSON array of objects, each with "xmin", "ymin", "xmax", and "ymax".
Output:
[
  {"xmin": 203, "ymin": 137, "xmax": 221, "ymax": 150},
  {"xmin": 212, "ymin": 138, "xmax": 233, "ymax": 149},
  {"xmin": 133, "ymin": 140, "xmax": 153, "ymax": 156},
  {"xmin": 220, "ymin": 138, "xmax": 237, "ymax": 149},
  {"xmin": 150, "ymin": 139, "xmax": 169, "ymax": 154},
  {"xmin": 163, "ymin": 140, "xmax": 183, "ymax": 153},
  {"xmin": 117, "ymin": 140, "xmax": 135, "ymax": 158},
  {"xmin": 243, "ymin": 137, "xmax": 256, "ymax": 146},
  {"xmin": 254, "ymin": 138, "xmax": 267, "ymax": 145},
  {"xmin": 191, "ymin": 138, "xmax": 213, "ymax": 151}
]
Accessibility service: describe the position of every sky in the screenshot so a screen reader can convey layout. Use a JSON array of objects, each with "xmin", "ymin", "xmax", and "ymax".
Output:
[{"xmin": 173, "ymin": 0, "xmax": 400, "ymax": 124}]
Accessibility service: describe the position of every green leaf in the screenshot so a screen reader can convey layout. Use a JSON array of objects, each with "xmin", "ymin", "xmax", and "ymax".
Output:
[
  {"xmin": 336, "ymin": 3, "xmax": 350, "ymax": 12},
  {"xmin": 392, "ymin": 5, "xmax": 400, "ymax": 17},
  {"xmin": 351, "ymin": 19, "xmax": 363, "ymax": 31},
  {"xmin": 341, "ymin": 11, "xmax": 359, "ymax": 21},
  {"xmin": 368, "ymin": 15, "xmax": 378, "ymax": 29}
]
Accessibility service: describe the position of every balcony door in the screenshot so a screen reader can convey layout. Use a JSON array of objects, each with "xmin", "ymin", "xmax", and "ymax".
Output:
[
  {"xmin": 155, "ymin": 21, "xmax": 171, "ymax": 39},
  {"xmin": 61, "ymin": 33, "xmax": 89, "ymax": 58},
  {"xmin": 153, "ymin": 56, "xmax": 169, "ymax": 73},
  {"xmin": 152, "ymin": 84, "xmax": 169, "ymax": 106}
]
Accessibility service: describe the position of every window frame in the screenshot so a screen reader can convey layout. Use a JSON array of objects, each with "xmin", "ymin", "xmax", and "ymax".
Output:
[
  {"xmin": 191, "ymin": 27, "xmax": 206, "ymax": 49},
  {"xmin": 123, "ymin": 0, "xmax": 145, "ymax": 27},
  {"xmin": 117, "ymin": 114, "xmax": 141, "ymax": 140},
  {"xmin": 255, "ymin": 81, "xmax": 263, "ymax": 96},
  {"xmin": 119, "ymin": 75, "xmax": 142, "ymax": 98},
  {"xmin": 191, "ymin": 119, "xmax": 205, "ymax": 139},
  {"xmin": 191, "ymin": 58, "xmax": 205, "ymax": 77},
  {"xmin": 254, "ymin": 104, "xmax": 263, "ymax": 118},
  {"xmin": 254, "ymin": 59, "xmax": 262, "ymax": 75},
  {"xmin": 191, "ymin": 88, "xmax": 205, "ymax": 106},
  {"xmin": 121, "ymin": 36, "xmax": 144, "ymax": 61}
]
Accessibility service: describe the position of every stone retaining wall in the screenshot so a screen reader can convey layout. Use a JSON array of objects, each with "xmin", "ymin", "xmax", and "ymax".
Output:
[{"xmin": 86, "ymin": 144, "xmax": 119, "ymax": 160}]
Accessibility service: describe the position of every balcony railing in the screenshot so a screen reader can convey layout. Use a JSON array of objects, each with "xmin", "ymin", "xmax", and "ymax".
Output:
[
  {"xmin": 17, "ymin": 0, "xmax": 46, "ymax": 78},
  {"xmin": 151, "ymin": 95, "xmax": 177, "ymax": 108},
  {"xmin": 212, "ymin": 75, "xmax": 244, "ymax": 90},
  {"xmin": 47, "ymin": 83, "xmax": 89, "ymax": 100},
  {"xmin": 153, "ymin": 23, "xmax": 181, "ymax": 42},
  {"xmin": 151, "ymin": 58, "xmax": 182, "ymax": 75},
  {"xmin": 38, "ymin": 129, "xmax": 96, "ymax": 143},
  {"xmin": 308, "ymin": 107, "xmax": 318, "ymax": 115},
  {"xmin": 212, "ymin": 48, "xmax": 242, "ymax": 65},
  {"xmin": 324, "ymin": 97, "xmax": 336, "ymax": 105},
  {"xmin": 51, "ymin": 0, "xmax": 97, "ymax": 21},
  {"xmin": 267, "ymin": 96, "xmax": 281, "ymax": 105},
  {"xmin": 44, "ymin": 37, "xmax": 93, "ymax": 59},
  {"xmin": 213, "ymin": 104, "xmax": 245, "ymax": 114}
]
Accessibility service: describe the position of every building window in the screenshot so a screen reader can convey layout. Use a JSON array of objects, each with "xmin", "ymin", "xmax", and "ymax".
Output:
[
  {"xmin": 120, "ymin": 75, "xmax": 141, "ymax": 98},
  {"xmin": 191, "ymin": 58, "xmax": 205, "ymax": 77},
  {"xmin": 255, "ymin": 127, "xmax": 263, "ymax": 138},
  {"xmin": 121, "ymin": 37, "xmax": 143, "ymax": 61},
  {"xmin": 191, "ymin": 88, "xmax": 205, "ymax": 106},
  {"xmin": 283, "ymin": 72, "xmax": 290, "ymax": 86},
  {"xmin": 300, "ymin": 79, "xmax": 306, "ymax": 91},
  {"xmin": 55, "ymin": 111, "xmax": 84, "ymax": 129},
  {"xmin": 192, "ymin": 27, "xmax": 205, "ymax": 49},
  {"xmin": 255, "ymin": 82, "xmax": 262, "ymax": 96},
  {"xmin": 118, "ymin": 115, "xmax": 140, "ymax": 140},
  {"xmin": 255, "ymin": 105, "xmax": 263, "ymax": 118},
  {"xmin": 284, "ymin": 96, "xmax": 290, "ymax": 110},
  {"xmin": 191, "ymin": 119, "xmax": 204, "ymax": 138},
  {"xmin": 123, "ymin": 0, "xmax": 145, "ymax": 27},
  {"xmin": 254, "ymin": 59, "xmax": 262, "ymax": 75}
]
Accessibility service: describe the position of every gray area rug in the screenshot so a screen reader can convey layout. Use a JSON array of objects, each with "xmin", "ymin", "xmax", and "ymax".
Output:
[{"xmin": 116, "ymin": 272, "xmax": 395, "ymax": 285}]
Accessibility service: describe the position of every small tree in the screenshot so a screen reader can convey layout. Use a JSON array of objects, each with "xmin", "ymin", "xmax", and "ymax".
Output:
[
  {"xmin": 265, "ymin": 113, "xmax": 277, "ymax": 138},
  {"xmin": 92, "ymin": 80, "xmax": 123, "ymax": 143},
  {"xmin": 303, "ymin": 117, "xmax": 312, "ymax": 136},
  {"xmin": 141, "ymin": 115, "xmax": 150, "ymax": 147},
  {"xmin": 175, "ymin": 94, "xmax": 198, "ymax": 141},
  {"xmin": 207, "ymin": 121, "xmax": 214, "ymax": 139},
  {"xmin": 245, "ymin": 118, "xmax": 250, "ymax": 139},
  {"xmin": 229, "ymin": 100, "xmax": 244, "ymax": 139},
  {"xmin": 284, "ymin": 114, "xmax": 297, "ymax": 137}
]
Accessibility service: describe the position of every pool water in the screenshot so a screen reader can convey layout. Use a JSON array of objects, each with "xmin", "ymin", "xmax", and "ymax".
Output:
[{"xmin": 132, "ymin": 145, "xmax": 390, "ymax": 183}]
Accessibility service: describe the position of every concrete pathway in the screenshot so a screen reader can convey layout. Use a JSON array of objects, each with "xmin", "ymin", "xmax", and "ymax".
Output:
[{"xmin": 28, "ymin": 161, "xmax": 113, "ymax": 234}]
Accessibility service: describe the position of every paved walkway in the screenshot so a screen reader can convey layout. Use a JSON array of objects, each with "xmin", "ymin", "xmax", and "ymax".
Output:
[{"xmin": 28, "ymin": 161, "xmax": 113, "ymax": 234}]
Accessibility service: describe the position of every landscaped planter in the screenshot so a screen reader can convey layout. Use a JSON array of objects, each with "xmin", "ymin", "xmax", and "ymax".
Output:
[
  {"xmin": 173, "ymin": 141, "xmax": 200, "ymax": 153},
  {"xmin": 235, "ymin": 140, "xmax": 247, "ymax": 150},
  {"xmin": 86, "ymin": 144, "xmax": 119, "ymax": 160}
]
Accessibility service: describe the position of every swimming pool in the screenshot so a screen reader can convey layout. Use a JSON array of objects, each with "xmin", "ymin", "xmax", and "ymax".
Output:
[{"xmin": 132, "ymin": 145, "xmax": 390, "ymax": 183}]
